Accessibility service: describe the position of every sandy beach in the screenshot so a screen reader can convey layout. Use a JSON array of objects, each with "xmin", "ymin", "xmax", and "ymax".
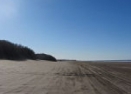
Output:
[{"xmin": 0, "ymin": 60, "xmax": 130, "ymax": 94}]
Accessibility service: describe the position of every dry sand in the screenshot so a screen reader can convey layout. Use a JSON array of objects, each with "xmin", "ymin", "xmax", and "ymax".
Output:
[{"xmin": 0, "ymin": 60, "xmax": 131, "ymax": 94}]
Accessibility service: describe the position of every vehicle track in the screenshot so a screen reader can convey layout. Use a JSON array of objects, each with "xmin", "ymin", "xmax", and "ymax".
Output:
[{"xmin": 0, "ymin": 60, "xmax": 131, "ymax": 94}]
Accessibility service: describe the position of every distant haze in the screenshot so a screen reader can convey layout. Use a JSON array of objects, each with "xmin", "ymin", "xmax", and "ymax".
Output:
[{"xmin": 0, "ymin": 0, "xmax": 131, "ymax": 60}]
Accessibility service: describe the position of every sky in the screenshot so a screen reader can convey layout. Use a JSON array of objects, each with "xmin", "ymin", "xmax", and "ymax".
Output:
[{"xmin": 0, "ymin": 0, "xmax": 131, "ymax": 60}]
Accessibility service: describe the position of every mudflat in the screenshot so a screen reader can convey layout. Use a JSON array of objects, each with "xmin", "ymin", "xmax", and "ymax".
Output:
[{"xmin": 0, "ymin": 60, "xmax": 131, "ymax": 94}]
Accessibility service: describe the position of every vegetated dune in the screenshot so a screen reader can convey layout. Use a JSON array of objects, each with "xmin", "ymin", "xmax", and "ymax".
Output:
[
  {"xmin": 0, "ymin": 40, "xmax": 57, "ymax": 61},
  {"xmin": 36, "ymin": 53, "xmax": 57, "ymax": 61},
  {"xmin": 0, "ymin": 40, "xmax": 36, "ymax": 60},
  {"xmin": 0, "ymin": 60, "xmax": 131, "ymax": 94}
]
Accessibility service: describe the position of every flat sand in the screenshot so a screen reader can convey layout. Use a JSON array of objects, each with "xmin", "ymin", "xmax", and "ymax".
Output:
[{"xmin": 0, "ymin": 60, "xmax": 131, "ymax": 94}]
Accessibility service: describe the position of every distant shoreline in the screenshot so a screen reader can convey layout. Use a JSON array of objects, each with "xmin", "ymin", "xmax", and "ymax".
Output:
[{"xmin": 94, "ymin": 60, "xmax": 131, "ymax": 62}]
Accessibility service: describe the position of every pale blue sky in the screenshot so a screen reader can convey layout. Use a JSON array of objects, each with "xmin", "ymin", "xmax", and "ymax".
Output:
[{"xmin": 0, "ymin": 0, "xmax": 131, "ymax": 60}]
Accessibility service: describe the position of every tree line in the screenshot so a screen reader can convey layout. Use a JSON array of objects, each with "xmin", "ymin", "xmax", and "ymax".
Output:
[{"xmin": 0, "ymin": 40, "xmax": 57, "ymax": 61}]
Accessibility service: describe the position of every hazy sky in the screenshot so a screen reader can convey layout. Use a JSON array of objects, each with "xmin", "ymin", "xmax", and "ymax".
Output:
[{"xmin": 0, "ymin": 0, "xmax": 131, "ymax": 60}]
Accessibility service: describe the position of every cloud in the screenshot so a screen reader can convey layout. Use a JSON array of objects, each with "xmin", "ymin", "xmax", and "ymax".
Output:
[{"xmin": 0, "ymin": 0, "xmax": 19, "ymax": 20}]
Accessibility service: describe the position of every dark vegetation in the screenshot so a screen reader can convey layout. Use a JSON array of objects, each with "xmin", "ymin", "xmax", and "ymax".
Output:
[
  {"xmin": 0, "ymin": 40, "xmax": 36, "ymax": 60},
  {"xmin": 0, "ymin": 40, "xmax": 57, "ymax": 61},
  {"xmin": 36, "ymin": 54, "xmax": 57, "ymax": 61}
]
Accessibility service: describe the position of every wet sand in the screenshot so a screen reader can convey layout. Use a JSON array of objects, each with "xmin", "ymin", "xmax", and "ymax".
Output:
[{"xmin": 0, "ymin": 60, "xmax": 131, "ymax": 94}]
